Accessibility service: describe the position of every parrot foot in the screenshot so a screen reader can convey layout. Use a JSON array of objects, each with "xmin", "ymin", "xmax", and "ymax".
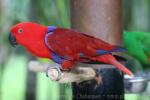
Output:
[
  {"xmin": 46, "ymin": 66, "xmax": 62, "ymax": 81},
  {"xmin": 61, "ymin": 60, "xmax": 75, "ymax": 70},
  {"xmin": 94, "ymin": 76, "xmax": 103, "ymax": 89},
  {"xmin": 94, "ymin": 76, "xmax": 102, "ymax": 85}
]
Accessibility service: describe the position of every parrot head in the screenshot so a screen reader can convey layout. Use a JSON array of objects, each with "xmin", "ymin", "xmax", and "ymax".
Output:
[
  {"xmin": 9, "ymin": 22, "xmax": 46, "ymax": 46},
  {"xmin": 9, "ymin": 22, "xmax": 51, "ymax": 58}
]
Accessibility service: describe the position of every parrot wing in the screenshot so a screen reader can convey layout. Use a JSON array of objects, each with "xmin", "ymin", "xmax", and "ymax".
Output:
[
  {"xmin": 124, "ymin": 31, "xmax": 150, "ymax": 64},
  {"xmin": 45, "ymin": 28, "xmax": 125, "ymax": 61}
]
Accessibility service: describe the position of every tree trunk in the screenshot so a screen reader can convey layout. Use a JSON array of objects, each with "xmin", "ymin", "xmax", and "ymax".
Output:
[{"xmin": 70, "ymin": 0, "xmax": 124, "ymax": 100}]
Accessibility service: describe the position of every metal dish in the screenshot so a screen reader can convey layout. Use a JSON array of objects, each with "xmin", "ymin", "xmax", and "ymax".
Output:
[{"xmin": 124, "ymin": 72, "xmax": 150, "ymax": 93}]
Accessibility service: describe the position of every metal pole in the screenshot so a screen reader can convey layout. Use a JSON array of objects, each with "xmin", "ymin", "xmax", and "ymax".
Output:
[{"xmin": 70, "ymin": 0, "xmax": 124, "ymax": 100}]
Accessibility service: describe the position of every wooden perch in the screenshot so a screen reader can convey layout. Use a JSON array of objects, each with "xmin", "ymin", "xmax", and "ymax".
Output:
[{"xmin": 28, "ymin": 61, "xmax": 96, "ymax": 83}]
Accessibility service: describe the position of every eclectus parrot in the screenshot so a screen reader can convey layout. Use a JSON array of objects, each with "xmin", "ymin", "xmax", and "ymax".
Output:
[
  {"xmin": 9, "ymin": 22, "xmax": 133, "ymax": 80},
  {"xmin": 124, "ymin": 31, "xmax": 150, "ymax": 67}
]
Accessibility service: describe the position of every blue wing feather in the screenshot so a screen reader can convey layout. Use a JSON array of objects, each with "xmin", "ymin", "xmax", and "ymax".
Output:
[{"xmin": 96, "ymin": 47, "xmax": 126, "ymax": 55}]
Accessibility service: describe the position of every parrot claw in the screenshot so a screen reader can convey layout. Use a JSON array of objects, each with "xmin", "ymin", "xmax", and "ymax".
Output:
[
  {"xmin": 94, "ymin": 76, "xmax": 103, "ymax": 89},
  {"xmin": 46, "ymin": 66, "xmax": 62, "ymax": 81}
]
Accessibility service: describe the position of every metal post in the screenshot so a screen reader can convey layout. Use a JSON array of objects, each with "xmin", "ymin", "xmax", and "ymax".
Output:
[{"xmin": 70, "ymin": 0, "xmax": 124, "ymax": 100}]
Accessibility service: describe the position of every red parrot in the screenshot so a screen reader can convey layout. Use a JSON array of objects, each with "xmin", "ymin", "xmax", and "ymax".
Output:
[{"xmin": 9, "ymin": 22, "xmax": 133, "ymax": 79}]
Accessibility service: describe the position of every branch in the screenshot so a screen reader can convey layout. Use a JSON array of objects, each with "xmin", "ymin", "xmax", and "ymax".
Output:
[{"xmin": 28, "ymin": 61, "xmax": 96, "ymax": 83}]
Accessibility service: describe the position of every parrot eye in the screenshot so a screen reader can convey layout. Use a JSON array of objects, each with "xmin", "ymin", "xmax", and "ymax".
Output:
[{"xmin": 18, "ymin": 28, "xmax": 23, "ymax": 33}]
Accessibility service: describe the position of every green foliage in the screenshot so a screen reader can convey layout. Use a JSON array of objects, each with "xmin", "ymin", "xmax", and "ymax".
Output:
[
  {"xmin": 8, "ymin": 0, "xmax": 30, "ymax": 22},
  {"xmin": 125, "ymin": 94, "xmax": 150, "ymax": 100},
  {"xmin": 1, "ymin": 55, "xmax": 27, "ymax": 100},
  {"xmin": 30, "ymin": 0, "xmax": 70, "ymax": 27}
]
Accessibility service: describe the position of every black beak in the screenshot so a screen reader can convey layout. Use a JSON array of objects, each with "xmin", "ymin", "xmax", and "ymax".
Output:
[{"xmin": 8, "ymin": 33, "xmax": 18, "ymax": 47}]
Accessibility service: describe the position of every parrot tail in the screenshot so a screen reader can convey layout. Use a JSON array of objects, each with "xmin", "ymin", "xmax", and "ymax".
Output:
[
  {"xmin": 109, "ymin": 59, "xmax": 133, "ymax": 76},
  {"xmin": 91, "ymin": 54, "xmax": 133, "ymax": 76}
]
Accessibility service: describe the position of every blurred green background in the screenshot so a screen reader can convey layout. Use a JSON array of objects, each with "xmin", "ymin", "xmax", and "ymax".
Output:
[{"xmin": 0, "ymin": 0, "xmax": 150, "ymax": 100}]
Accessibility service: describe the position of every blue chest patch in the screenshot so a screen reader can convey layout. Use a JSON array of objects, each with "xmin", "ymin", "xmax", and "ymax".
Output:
[{"xmin": 45, "ymin": 26, "xmax": 56, "ymax": 51}]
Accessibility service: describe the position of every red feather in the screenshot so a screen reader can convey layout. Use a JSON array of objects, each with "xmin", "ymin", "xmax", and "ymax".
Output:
[{"xmin": 46, "ymin": 28, "xmax": 116, "ymax": 58}]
